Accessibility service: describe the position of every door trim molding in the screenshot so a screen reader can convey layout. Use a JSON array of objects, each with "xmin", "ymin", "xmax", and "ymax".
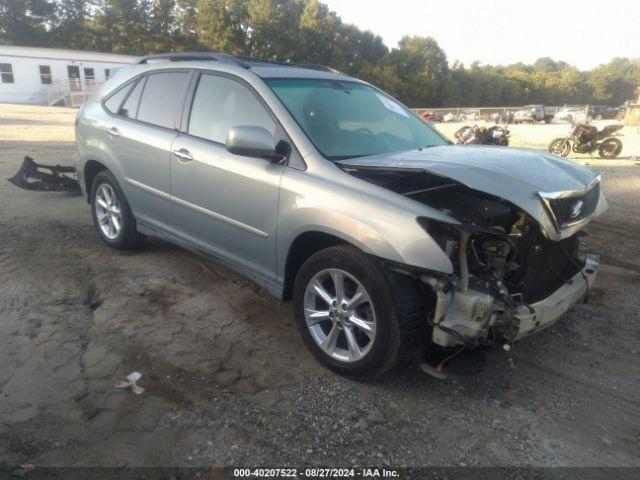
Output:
[{"xmin": 124, "ymin": 177, "xmax": 269, "ymax": 238}]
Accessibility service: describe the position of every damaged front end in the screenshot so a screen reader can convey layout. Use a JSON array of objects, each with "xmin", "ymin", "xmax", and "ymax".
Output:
[
  {"xmin": 8, "ymin": 156, "xmax": 80, "ymax": 194},
  {"xmin": 417, "ymin": 207, "xmax": 599, "ymax": 349},
  {"xmin": 341, "ymin": 158, "xmax": 602, "ymax": 353}
]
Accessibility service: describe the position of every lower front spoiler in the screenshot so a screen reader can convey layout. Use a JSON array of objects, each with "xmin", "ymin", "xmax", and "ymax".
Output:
[
  {"xmin": 513, "ymin": 254, "xmax": 599, "ymax": 341},
  {"xmin": 7, "ymin": 156, "xmax": 80, "ymax": 193}
]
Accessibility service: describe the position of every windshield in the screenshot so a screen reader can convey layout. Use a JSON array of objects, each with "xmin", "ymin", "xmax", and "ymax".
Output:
[{"xmin": 266, "ymin": 79, "xmax": 448, "ymax": 160}]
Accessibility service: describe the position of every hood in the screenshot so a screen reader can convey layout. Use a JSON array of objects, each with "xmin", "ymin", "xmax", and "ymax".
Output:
[{"xmin": 338, "ymin": 145, "xmax": 607, "ymax": 240}]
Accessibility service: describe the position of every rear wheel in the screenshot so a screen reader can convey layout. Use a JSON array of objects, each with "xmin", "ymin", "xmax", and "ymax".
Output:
[
  {"xmin": 549, "ymin": 138, "xmax": 571, "ymax": 157},
  {"xmin": 91, "ymin": 170, "xmax": 145, "ymax": 249},
  {"xmin": 292, "ymin": 245, "xmax": 428, "ymax": 378},
  {"xmin": 598, "ymin": 138, "xmax": 622, "ymax": 159}
]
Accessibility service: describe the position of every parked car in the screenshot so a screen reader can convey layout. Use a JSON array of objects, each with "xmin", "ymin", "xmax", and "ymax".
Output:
[
  {"xmin": 421, "ymin": 111, "xmax": 444, "ymax": 123},
  {"xmin": 74, "ymin": 52, "xmax": 606, "ymax": 378},
  {"xmin": 491, "ymin": 111, "xmax": 514, "ymax": 124},
  {"xmin": 443, "ymin": 112, "xmax": 457, "ymax": 122},
  {"xmin": 460, "ymin": 109, "xmax": 481, "ymax": 121},
  {"xmin": 553, "ymin": 108, "xmax": 591, "ymax": 124},
  {"xmin": 513, "ymin": 105, "xmax": 554, "ymax": 123},
  {"xmin": 590, "ymin": 105, "xmax": 618, "ymax": 120}
]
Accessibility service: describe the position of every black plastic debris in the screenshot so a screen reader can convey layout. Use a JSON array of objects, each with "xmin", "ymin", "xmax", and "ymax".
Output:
[{"xmin": 8, "ymin": 156, "xmax": 80, "ymax": 194}]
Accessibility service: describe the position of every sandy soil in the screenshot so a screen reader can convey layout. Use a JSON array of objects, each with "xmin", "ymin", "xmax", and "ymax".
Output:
[{"xmin": 1, "ymin": 103, "xmax": 639, "ymax": 469}]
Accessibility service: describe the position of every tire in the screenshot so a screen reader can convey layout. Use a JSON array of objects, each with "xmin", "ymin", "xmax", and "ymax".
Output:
[
  {"xmin": 598, "ymin": 138, "xmax": 622, "ymax": 159},
  {"xmin": 90, "ymin": 170, "xmax": 145, "ymax": 249},
  {"xmin": 292, "ymin": 245, "xmax": 429, "ymax": 379},
  {"xmin": 549, "ymin": 138, "xmax": 571, "ymax": 157}
]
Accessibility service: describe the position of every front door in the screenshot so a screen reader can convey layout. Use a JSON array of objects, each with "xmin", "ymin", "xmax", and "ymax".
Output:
[
  {"xmin": 67, "ymin": 65, "xmax": 80, "ymax": 91},
  {"xmin": 170, "ymin": 73, "xmax": 285, "ymax": 282}
]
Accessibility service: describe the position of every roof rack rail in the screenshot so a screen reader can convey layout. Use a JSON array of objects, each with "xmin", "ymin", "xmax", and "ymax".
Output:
[
  {"xmin": 136, "ymin": 52, "xmax": 250, "ymax": 68},
  {"xmin": 296, "ymin": 63, "xmax": 343, "ymax": 75},
  {"xmin": 136, "ymin": 52, "xmax": 346, "ymax": 76},
  {"xmin": 235, "ymin": 56, "xmax": 292, "ymax": 67}
]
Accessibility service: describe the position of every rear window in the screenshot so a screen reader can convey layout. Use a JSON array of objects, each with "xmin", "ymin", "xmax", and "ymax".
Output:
[{"xmin": 137, "ymin": 72, "xmax": 189, "ymax": 129}]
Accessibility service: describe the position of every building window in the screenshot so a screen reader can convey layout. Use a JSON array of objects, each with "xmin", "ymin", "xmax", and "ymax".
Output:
[
  {"xmin": 84, "ymin": 67, "xmax": 95, "ymax": 83},
  {"xmin": 0, "ymin": 63, "xmax": 14, "ymax": 83},
  {"xmin": 39, "ymin": 65, "xmax": 52, "ymax": 84},
  {"xmin": 105, "ymin": 69, "xmax": 111, "ymax": 79}
]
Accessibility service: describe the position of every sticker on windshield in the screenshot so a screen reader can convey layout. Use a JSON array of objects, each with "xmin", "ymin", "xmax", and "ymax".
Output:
[{"xmin": 376, "ymin": 93, "xmax": 410, "ymax": 118}]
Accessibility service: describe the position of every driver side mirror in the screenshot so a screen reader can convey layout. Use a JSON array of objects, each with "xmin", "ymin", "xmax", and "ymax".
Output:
[{"xmin": 225, "ymin": 125, "xmax": 286, "ymax": 162}]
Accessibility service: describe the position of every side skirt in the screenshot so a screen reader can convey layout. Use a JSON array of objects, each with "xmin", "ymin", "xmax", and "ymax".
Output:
[{"xmin": 136, "ymin": 220, "xmax": 285, "ymax": 300}]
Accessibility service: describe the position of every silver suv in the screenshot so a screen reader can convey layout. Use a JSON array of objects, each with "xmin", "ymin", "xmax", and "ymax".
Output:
[{"xmin": 76, "ymin": 52, "xmax": 605, "ymax": 378}]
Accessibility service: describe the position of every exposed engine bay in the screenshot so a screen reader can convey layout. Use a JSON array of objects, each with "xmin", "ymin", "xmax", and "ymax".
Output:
[{"xmin": 342, "ymin": 166, "xmax": 600, "ymax": 350}]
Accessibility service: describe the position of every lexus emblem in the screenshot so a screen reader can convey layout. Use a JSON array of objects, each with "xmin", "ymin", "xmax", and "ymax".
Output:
[{"xmin": 570, "ymin": 200, "xmax": 584, "ymax": 219}]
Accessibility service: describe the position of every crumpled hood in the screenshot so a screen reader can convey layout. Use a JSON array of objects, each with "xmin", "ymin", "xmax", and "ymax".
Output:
[{"xmin": 338, "ymin": 145, "xmax": 606, "ymax": 240}]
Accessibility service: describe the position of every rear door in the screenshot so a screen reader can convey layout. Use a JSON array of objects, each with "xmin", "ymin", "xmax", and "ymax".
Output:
[
  {"xmin": 102, "ymin": 70, "xmax": 191, "ymax": 231},
  {"xmin": 169, "ymin": 72, "xmax": 285, "ymax": 281}
]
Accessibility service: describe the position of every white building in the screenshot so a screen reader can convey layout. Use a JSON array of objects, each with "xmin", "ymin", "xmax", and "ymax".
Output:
[{"xmin": 0, "ymin": 45, "xmax": 136, "ymax": 106}]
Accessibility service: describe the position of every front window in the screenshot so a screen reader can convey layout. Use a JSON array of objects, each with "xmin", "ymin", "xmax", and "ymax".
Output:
[
  {"xmin": 189, "ymin": 74, "xmax": 276, "ymax": 144},
  {"xmin": 266, "ymin": 79, "xmax": 447, "ymax": 160}
]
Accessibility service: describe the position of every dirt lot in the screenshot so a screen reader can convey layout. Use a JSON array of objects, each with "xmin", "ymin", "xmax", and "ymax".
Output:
[{"xmin": 1, "ymin": 103, "xmax": 639, "ymax": 469}]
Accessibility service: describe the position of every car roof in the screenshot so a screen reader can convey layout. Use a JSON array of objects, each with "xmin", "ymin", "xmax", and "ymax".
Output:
[
  {"xmin": 134, "ymin": 51, "xmax": 353, "ymax": 81},
  {"xmin": 100, "ymin": 53, "xmax": 364, "ymax": 100}
]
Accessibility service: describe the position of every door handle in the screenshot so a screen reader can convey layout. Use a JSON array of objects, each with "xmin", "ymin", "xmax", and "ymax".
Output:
[
  {"xmin": 107, "ymin": 127, "xmax": 121, "ymax": 137},
  {"xmin": 171, "ymin": 148, "xmax": 194, "ymax": 162}
]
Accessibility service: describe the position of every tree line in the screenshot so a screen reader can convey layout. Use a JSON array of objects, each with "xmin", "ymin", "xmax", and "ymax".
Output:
[{"xmin": 1, "ymin": 0, "xmax": 639, "ymax": 108}]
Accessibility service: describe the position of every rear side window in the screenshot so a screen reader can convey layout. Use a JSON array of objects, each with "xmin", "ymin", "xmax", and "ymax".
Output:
[
  {"xmin": 137, "ymin": 72, "xmax": 189, "ymax": 129},
  {"xmin": 120, "ymin": 77, "xmax": 145, "ymax": 119},
  {"xmin": 188, "ymin": 74, "xmax": 276, "ymax": 144},
  {"xmin": 103, "ymin": 82, "xmax": 133, "ymax": 114}
]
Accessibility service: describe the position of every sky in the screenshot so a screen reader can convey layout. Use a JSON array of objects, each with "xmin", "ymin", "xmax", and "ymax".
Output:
[{"xmin": 322, "ymin": 0, "xmax": 640, "ymax": 70}]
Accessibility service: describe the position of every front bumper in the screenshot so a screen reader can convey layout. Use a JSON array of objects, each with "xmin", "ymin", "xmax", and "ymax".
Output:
[{"xmin": 512, "ymin": 254, "xmax": 599, "ymax": 341}]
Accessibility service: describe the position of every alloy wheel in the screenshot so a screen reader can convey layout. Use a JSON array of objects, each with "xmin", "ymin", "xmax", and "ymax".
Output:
[
  {"xmin": 95, "ymin": 183, "xmax": 122, "ymax": 240},
  {"xmin": 303, "ymin": 268, "xmax": 377, "ymax": 363}
]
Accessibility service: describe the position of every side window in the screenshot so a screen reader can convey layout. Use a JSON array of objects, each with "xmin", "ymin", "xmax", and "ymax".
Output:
[
  {"xmin": 119, "ymin": 77, "xmax": 145, "ymax": 119},
  {"xmin": 137, "ymin": 72, "xmax": 189, "ymax": 129},
  {"xmin": 188, "ymin": 74, "xmax": 276, "ymax": 144},
  {"xmin": 0, "ymin": 63, "xmax": 14, "ymax": 83},
  {"xmin": 103, "ymin": 82, "xmax": 133, "ymax": 114},
  {"xmin": 39, "ymin": 65, "xmax": 52, "ymax": 84},
  {"xmin": 84, "ymin": 67, "xmax": 95, "ymax": 83}
]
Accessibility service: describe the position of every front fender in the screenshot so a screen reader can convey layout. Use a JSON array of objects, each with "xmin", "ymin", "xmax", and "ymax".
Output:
[{"xmin": 276, "ymin": 169, "xmax": 454, "ymax": 285}]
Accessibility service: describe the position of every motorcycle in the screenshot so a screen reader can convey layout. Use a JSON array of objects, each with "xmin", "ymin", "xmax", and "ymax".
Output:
[
  {"xmin": 454, "ymin": 125, "xmax": 510, "ymax": 146},
  {"xmin": 548, "ymin": 123, "xmax": 623, "ymax": 159}
]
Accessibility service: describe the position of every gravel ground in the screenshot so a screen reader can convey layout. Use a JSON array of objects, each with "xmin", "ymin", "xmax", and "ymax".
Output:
[{"xmin": 1, "ymin": 104, "xmax": 639, "ymax": 469}]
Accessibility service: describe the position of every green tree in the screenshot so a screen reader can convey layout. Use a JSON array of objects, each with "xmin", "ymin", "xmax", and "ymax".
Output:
[
  {"xmin": 0, "ymin": 0, "xmax": 54, "ymax": 46},
  {"xmin": 246, "ymin": 0, "xmax": 303, "ymax": 61},
  {"xmin": 50, "ymin": 0, "xmax": 94, "ymax": 49},
  {"xmin": 589, "ymin": 58, "xmax": 640, "ymax": 105},
  {"xmin": 92, "ymin": 0, "xmax": 155, "ymax": 54},
  {"xmin": 196, "ymin": 0, "xmax": 247, "ymax": 54},
  {"xmin": 382, "ymin": 35, "xmax": 448, "ymax": 106},
  {"xmin": 297, "ymin": 0, "xmax": 338, "ymax": 64}
]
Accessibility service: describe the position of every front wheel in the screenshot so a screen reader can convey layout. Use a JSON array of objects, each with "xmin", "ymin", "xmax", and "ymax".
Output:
[
  {"xmin": 598, "ymin": 138, "xmax": 623, "ymax": 159},
  {"xmin": 549, "ymin": 138, "xmax": 571, "ymax": 157},
  {"xmin": 292, "ymin": 245, "xmax": 426, "ymax": 378}
]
